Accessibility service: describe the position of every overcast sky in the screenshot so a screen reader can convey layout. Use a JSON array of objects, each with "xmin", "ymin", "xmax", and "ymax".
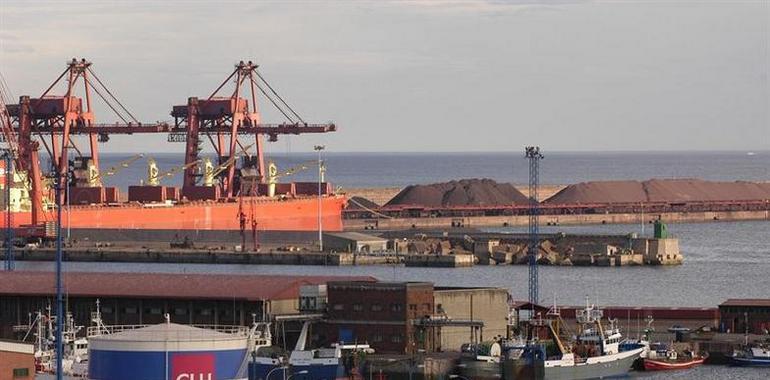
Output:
[{"xmin": 1, "ymin": 0, "xmax": 768, "ymax": 153}]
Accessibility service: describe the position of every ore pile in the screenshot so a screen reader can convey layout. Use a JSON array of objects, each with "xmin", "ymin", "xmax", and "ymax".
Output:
[
  {"xmin": 546, "ymin": 179, "xmax": 770, "ymax": 204},
  {"xmin": 386, "ymin": 179, "xmax": 530, "ymax": 207}
]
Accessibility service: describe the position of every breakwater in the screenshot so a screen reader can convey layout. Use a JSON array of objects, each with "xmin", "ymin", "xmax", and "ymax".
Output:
[{"xmin": 345, "ymin": 209, "xmax": 769, "ymax": 230}]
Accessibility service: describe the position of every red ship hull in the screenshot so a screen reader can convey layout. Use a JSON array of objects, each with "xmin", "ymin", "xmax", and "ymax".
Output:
[
  {"xmin": 643, "ymin": 357, "xmax": 705, "ymax": 371},
  {"xmin": 2, "ymin": 196, "xmax": 345, "ymax": 232}
]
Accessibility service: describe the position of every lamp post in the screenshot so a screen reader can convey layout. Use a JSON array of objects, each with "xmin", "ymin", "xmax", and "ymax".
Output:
[
  {"xmin": 54, "ymin": 174, "xmax": 64, "ymax": 380},
  {"xmin": 314, "ymin": 145, "xmax": 325, "ymax": 252}
]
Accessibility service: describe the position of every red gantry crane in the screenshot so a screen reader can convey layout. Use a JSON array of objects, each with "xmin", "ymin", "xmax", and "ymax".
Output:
[
  {"xmin": 170, "ymin": 60, "xmax": 335, "ymax": 200},
  {"xmin": 4, "ymin": 58, "xmax": 336, "ymax": 230}
]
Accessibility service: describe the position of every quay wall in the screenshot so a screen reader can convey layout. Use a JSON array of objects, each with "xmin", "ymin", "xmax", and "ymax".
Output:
[
  {"xmin": 5, "ymin": 248, "xmax": 395, "ymax": 266},
  {"xmin": 345, "ymin": 210, "xmax": 769, "ymax": 230}
]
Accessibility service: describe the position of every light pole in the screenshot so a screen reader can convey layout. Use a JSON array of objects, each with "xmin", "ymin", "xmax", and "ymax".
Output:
[
  {"xmin": 54, "ymin": 174, "xmax": 64, "ymax": 380},
  {"xmin": 314, "ymin": 145, "xmax": 325, "ymax": 252}
]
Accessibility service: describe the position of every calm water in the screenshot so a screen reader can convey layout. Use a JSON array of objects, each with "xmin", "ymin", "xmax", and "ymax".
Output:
[
  {"xmin": 69, "ymin": 151, "xmax": 769, "ymax": 189},
  {"xmin": 16, "ymin": 220, "xmax": 770, "ymax": 308}
]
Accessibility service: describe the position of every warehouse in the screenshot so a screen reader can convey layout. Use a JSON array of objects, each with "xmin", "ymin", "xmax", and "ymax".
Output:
[
  {"xmin": 719, "ymin": 299, "xmax": 770, "ymax": 334},
  {"xmin": 0, "ymin": 271, "xmax": 374, "ymax": 340}
]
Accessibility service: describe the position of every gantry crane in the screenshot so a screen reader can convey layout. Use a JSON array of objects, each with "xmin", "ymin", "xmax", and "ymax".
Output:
[
  {"xmin": 170, "ymin": 60, "xmax": 336, "ymax": 200},
  {"xmin": 4, "ymin": 58, "xmax": 336, "ymax": 223}
]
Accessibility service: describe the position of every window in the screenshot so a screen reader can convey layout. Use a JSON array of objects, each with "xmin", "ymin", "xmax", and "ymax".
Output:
[
  {"xmin": 124, "ymin": 307, "xmax": 138, "ymax": 314},
  {"xmin": 371, "ymin": 334, "xmax": 383, "ymax": 343},
  {"xmin": 371, "ymin": 304, "xmax": 383, "ymax": 312},
  {"xmin": 391, "ymin": 334, "xmax": 404, "ymax": 343},
  {"xmin": 101, "ymin": 306, "xmax": 113, "ymax": 314},
  {"xmin": 408, "ymin": 304, "xmax": 417, "ymax": 311},
  {"xmin": 198, "ymin": 308, "xmax": 212, "ymax": 316},
  {"xmin": 391, "ymin": 303, "xmax": 403, "ymax": 312},
  {"xmin": 353, "ymin": 303, "xmax": 363, "ymax": 312},
  {"xmin": 145, "ymin": 307, "xmax": 162, "ymax": 315},
  {"xmin": 333, "ymin": 304, "xmax": 345, "ymax": 311},
  {"xmin": 174, "ymin": 308, "xmax": 188, "ymax": 315},
  {"xmin": 13, "ymin": 368, "xmax": 30, "ymax": 378}
]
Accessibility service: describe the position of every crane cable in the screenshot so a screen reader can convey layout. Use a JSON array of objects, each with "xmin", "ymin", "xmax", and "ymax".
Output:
[
  {"xmin": 254, "ymin": 70, "xmax": 306, "ymax": 124},
  {"xmin": 86, "ymin": 67, "xmax": 140, "ymax": 123},
  {"xmin": 249, "ymin": 77, "xmax": 295, "ymax": 124},
  {"xmin": 83, "ymin": 77, "xmax": 129, "ymax": 124}
]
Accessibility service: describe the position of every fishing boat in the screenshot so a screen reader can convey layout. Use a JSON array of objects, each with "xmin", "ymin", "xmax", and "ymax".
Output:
[
  {"xmin": 288, "ymin": 320, "xmax": 373, "ymax": 379},
  {"xmin": 642, "ymin": 345, "xmax": 706, "ymax": 371},
  {"xmin": 13, "ymin": 306, "xmax": 89, "ymax": 376},
  {"xmin": 528, "ymin": 302, "xmax": 644, "ymax": 380},
  {"xmin": 457, "ymin": 338, "xmax": 530, "ymax": 380},
  {"xmin": 247, "ymin": 322, "xmax": 285, "ymax": 380},
  {"xmin": 730, "ymin": 345, "xmax": 770, "ymax": 367}
]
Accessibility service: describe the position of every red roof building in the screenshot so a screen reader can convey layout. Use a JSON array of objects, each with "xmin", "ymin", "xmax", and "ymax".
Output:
[{"xmin": 0, "ymin": 271, "xmax": 375, "ymax": 339}]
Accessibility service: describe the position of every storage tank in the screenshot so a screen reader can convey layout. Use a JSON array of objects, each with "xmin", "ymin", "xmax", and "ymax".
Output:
[{"xmin": 88, "ymin": 322, "xmax": 248, "ymax": 380}]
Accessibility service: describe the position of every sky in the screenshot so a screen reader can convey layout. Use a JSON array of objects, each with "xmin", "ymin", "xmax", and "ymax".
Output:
[{"xmin": 1, "ymin": 0, "xmax": 768, "ymax": 153}]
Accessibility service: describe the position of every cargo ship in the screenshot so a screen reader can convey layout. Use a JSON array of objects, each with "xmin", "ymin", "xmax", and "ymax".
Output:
[{"xmin": 0, "ymin": 59, "xmax": 344, "ymax": 239}]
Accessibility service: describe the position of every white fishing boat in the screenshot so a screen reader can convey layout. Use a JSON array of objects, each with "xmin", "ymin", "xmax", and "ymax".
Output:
[{"xmin": 522, "ymin": 301, "xmax": 644, "ymax": 380}]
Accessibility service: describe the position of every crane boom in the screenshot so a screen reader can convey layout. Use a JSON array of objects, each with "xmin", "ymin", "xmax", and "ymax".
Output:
[
  {"xmin": 89, "ymin": 153, "xmax": 145, "ymax": 185},
  {"xmin": 148, "ymin": 159, "xmax": 201, "ymax": 185},
  {"xmin": 200, "ymin": 143, "xmax": 255, "ymax": 185}
]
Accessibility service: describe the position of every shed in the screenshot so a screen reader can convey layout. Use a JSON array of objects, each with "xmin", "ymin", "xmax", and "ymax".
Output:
[
  {"xmin": 718, "ymin": 299, "xmax": 770, "ymax": 334},
  {"xmin": 323, "ymin": 232, "xmax": 388, "ymax": 253}
]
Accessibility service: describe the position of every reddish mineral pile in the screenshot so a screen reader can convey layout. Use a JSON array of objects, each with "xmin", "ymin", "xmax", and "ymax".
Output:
[
  {"xmin": 385, "ymin": 179, "xmax": 530, "ymax": 207},
  {"xmin": 546, "ymin": 179, "xmax": 770, "ymax": 204}
]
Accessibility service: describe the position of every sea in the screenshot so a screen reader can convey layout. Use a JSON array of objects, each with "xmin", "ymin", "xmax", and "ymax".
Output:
[
  {"xmin": 60, "ymin": 150, "xmax": 770, "ymax": 189},
  {"xmin": 20, "ymin": 151, "xmax": 770, "ymax": 379}
]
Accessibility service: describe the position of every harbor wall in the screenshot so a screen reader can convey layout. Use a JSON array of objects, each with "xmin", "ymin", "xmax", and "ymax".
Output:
[{"xmin": 344, "ymin": 210, "xmax": 769, "ymax": 230}]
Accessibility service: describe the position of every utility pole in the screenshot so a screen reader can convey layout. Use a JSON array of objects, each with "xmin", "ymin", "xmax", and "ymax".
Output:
[
  {"xmin": 314, "ymin": 145, "xmax": 325, "ymax": 252},
  {"xmin": 525, "ymin": 146, "xmax": 544, "ymax": 306},
  {"xmin": 2, "ymin": 150, "xmax": 13, "ymax": 271},
  {"xmin": 55, "ymin": 174, "xmax": 64, "ymax": 380}
]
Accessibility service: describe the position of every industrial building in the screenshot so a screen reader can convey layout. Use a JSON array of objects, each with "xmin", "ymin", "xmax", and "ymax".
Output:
[
  {"xmin": 0, "ymin": 340, "xmax": 34, "ymax": 380},
  {"xmin": 320, "ymin": 281, "xmax": 435, "ymax": 354},
  {"xmin": 719, "ymin": 299, "xmax": 770, "ymax": 334},
  {"xmin": 434, "ymin": 287, "xmax": 511, "ymax": 351},
  {"xmin": 323, "ymin": 232, "xmax": 388, "ymax": 253},
  {"xmin": 317, "ymin": 281, "xmax": 511, "ymax": 354},
  {"xmin": 0, "ymin": 271, "xmax": 374, "ymax": 340}
]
